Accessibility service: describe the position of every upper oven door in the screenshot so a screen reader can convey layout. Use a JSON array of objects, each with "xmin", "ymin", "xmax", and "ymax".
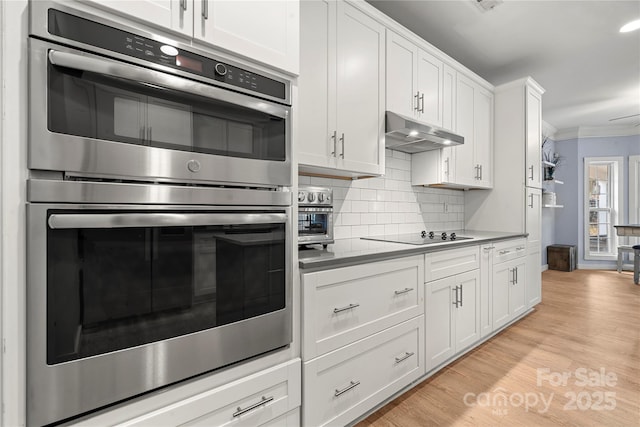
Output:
[{"xmin": 29, "ymin": 38, "xmax": 292, "ymax": 187}]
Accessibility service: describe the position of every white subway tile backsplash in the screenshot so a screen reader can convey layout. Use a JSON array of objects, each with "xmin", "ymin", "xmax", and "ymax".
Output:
[{"xmin": 299, "ymin": 151, "xmax": 465, "ymax": 239}]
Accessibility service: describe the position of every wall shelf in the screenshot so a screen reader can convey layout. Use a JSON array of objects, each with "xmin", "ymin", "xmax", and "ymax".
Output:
[
  {"xmin": 542, "ymin": 160, "xmax": 556, "ymax": 167},
  {"xmin": 543, "ymin": 204, "xmax": 564, "ymax": 208}
]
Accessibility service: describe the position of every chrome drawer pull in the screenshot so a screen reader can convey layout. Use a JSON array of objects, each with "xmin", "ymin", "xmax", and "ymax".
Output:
[
  {"xmin": 499, "ymin": 250, "xmax": 510, "ymax": 255},
  {"xmin": 394, "ymin": 351, "xmax": 415, "ymax": 364},
  {"xmin": 333, "ymin": 303, "xmax": 360, "ymax": 314},
  {"xmin": 394, "ymin": 287, "xmax": 413, "ymax": 295},
  {"xmin": 232, "ymin": 395, "xmax": 274, "ymax": 417},
  {"xmin": 334, "ymin": 380, "xmax": 360, "ymax": 397}
]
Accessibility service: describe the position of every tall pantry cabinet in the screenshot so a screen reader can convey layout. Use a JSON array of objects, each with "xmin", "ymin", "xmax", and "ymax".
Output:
[{"xmin": 465, "ymin": 77, "xmax": 545, "ymax": 310}]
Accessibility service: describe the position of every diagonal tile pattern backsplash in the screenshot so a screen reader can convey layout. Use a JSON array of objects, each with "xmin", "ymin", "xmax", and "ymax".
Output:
[{"xmin": 299, "ymin": 150, "xmax": 465, "ymax": 239}]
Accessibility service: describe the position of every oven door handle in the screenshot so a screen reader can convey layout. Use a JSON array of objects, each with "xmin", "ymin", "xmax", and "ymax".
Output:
[
  {"xmin": 47, "ymin": 50, "xmax": 289, "ymax": 118},
  {"xmin": 48, "ymin": 213, "xmax": 287, "ymax": 229}
]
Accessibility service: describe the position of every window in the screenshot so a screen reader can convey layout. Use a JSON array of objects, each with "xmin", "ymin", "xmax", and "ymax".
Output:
[{"xmin": 584, "ymin": 157, "xmax": 623, "ymax": 260}]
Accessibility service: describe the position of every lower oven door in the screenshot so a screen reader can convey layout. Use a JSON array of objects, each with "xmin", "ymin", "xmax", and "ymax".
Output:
[{"xmin": 27, "ymin": 204, "xmax": 292, "ymax": 426}]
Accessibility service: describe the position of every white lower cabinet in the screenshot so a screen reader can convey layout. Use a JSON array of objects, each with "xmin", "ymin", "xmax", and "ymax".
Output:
[
  {"xmin": 526, "ymin": 249, "xmax": 542, "ymax": 308},
  {"xmin": 302, "ymin": 317, "xmax": 424, "ymax": 427},
  {"xmin": 301, "ymin": 255, "xmax": 424, "ymax": 360},
  {"xmin": 425, "ymin": 269, "xmax": 480, "ymax": 371},
  {"xmin": 73, "ymin": 359, "xmax": 301, "ymax": 426},
  {"xmin": 492, "ymin": 257, "xmax": 526, "ymax": 330}
]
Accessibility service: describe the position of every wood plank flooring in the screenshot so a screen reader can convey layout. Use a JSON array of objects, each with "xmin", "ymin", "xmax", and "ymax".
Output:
[{"xmin": 356, "ymin": 269, "xmax": 640, "ymax": 426}]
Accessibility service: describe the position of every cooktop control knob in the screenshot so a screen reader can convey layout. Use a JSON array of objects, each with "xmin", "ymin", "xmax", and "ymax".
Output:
[
  {"xmin": 428, "ymin": 231, "xmax": 435, "ymax": 239},
  {"xmin": 451, "ymin": 232, "xmax": 457, "ymax": 240},
  {"xmin": 214, "ymin": 63, "xmax": 227, "ymax": 76},
  {"xmin": 298, "ymin": 192, "xmax": 306, "ymax": 203},
  {"xmin": 318, "ymin": 193, "xmax": 325, "ymax": 203},
  {"xmin": 421, "ymin": 230, "xmax": 426, "ymax": 238},
  {"xmin": 441, "ymin": 232, "xmax": 447, "ymax": 240},
  {"xmin": 307, "ymin": 193, "xmax": 316, "ymax": 202}
]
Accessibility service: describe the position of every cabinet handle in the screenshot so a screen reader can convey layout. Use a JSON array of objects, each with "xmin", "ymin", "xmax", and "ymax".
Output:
[
  {"xmin": 459, "ymin": 284, "xmax": 463, "ymax": 307},
  {"xmin": 330, "ymin": 130, "xmax": 337, "ymax": 157},
  {"xmin": 445, "ymin": 158, "xmax": 450, "ymax": 177},
  {"xmin": 333, "ymin": 303, "xmax": 359, "ymax": 314},
  {"xmin": 394, "ymin": 287, "xmax": 413, "ymax": 295},
  {"xmin": 202, "ymin": 0, "xmax": 208, "ymax": 19},
  {"xmin": 474, "ymin": 165, "xmax": 479, "ymax": 180},
  {"xmin": 414, "ymin": 92, "xmax": 420, "ymax": 111},
  {"xmin": 335, "ymin": 380, "xmax": 360, "ymax": 397},
  {"xmin": 420, "ymin": 93, "xmax": 424, "ymax": 113},
  {"xmin": 480, "ymin": 165, "xmax": 483, "ymax": 180},
  {"xmin": 499, "ymin": 250, "xmax": 510, "ymax": 255},
  {"xmin": 528, "ymin": 193, "xmax": 534, "ymax": 208},
  {"xmin": 180, "ymin": 0, "xmax": 187, "ymax": 11},
  {"xmin": 339, "ymin": 133, "xmax": 345, "ymax": 158},
  {"xmin": 516, "ymin": 246, "xmax": 525, "ymax": 251},
  {"xmin": 394, "ymin": 351, "xmax": 415, "ymax": 364},
  {"xmin": 232, "ymin": 396, "xmax": 274, "ymax": 417},
  {"xmin": 483, "ymin": 246, "xmax": 495, "ymax": 252},
  {"xmin": 452, "ymin": 285, "xmax": 459, "ymax": 308},
  {"xmin": 529, "ymin": 165, "xmax": 534, "ymax": 181},
  {"xmin": 508, "ymin": 268, "xmax": 514, "ymax": 285},
  {"xmin": 515, "ymin": 267, "xmax": 518, "ymax": 284}
]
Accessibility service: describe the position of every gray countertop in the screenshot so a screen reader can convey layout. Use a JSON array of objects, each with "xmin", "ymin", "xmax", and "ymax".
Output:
[{"xmin": 298, "ymin": 230, "xmax": 527, "ymax": 271}]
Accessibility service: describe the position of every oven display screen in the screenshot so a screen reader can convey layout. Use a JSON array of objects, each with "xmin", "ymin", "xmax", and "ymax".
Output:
[{"xmin": 176, "ymin": 55, "xmax": 203, "ymax": 73}]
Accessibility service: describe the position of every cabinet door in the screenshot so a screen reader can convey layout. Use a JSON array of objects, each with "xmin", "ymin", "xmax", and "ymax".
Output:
[
  {"xmin": 474, "ymin": 86, "xmax": 493, "ymax": 188},
  {"xmin": 336, "ymin": 2, "xmax": 385, "ymax": 175},
  {"xmin": 479, "ymin": 245, "xmax": 493, "ymax": 338},
  {"xmin": 424, "ymin": 277, "xmax": 455, "ymax": 371},
  {"xmin": 454, "ymin": 74, "xmax": 475, "ymax": 186},
  {"xmin": 526, "ymin": 250, "xmax": 542, "ymax": 308},
  {"xmin": 509, "ymin": 260, "xmax": 527, "ymax": 318},
  {"xmin": 194, "ymin": 0, "xmax": 300, "ymax": 74},
  {"xmin": 526, "ymin": 86, "xmax": 543, "ymax": 188},
  {"xmin": 416, "ymin": 49, "xmax": 443, "ymax": 127},
  {"xmin": 386, "ymin": 31, "xmax": 418, "ymax": 118},
  {"xmin": 297, "ymin": 0, "xmax": 336, "ymax": 169},
  {"xmin": 454, "ymin": 270, "xmax": 480, "ymax": 352},
  {"xmin": 526, "ymin": 188, "xmax": 542, "ymax": 251},
  {"xmin": 442, "ymin": 64, "xmax": 456, "ymax": 132},
  {"xmin": 491, "ymin": 262, "xmax": 511, "ymax": 330},
  {"xmin": 85, "ymin": 0, "xmax": 191, "ymax": 36}
]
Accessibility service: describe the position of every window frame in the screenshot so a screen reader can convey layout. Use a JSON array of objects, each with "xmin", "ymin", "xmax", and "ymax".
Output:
[{"xmin": 583, "ymin": 156, "xmax": 623, "ymax": 261}]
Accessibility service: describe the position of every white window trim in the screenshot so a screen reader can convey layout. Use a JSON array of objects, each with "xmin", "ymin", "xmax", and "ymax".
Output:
[{"xmin": 583, "ymin": 156, "xmax": 624, "ymax": 261}]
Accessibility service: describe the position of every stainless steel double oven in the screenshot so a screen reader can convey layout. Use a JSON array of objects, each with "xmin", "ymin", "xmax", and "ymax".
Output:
[{"xmin": 27, "ymin": 2, "xmax": 293, "ymax": 425}]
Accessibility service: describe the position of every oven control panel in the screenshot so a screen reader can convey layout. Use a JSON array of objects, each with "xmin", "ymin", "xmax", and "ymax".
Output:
[
  {"xmin": 47, "ymin": 9, "xmax": 287, "ymax": 102},
  {"xmin": 298, "ymin": 186, "xmax": 332, "ymax": 206}
]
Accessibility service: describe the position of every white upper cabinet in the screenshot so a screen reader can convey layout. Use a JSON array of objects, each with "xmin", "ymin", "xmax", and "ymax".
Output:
[
  {"xmin": 386, "ymin": 31, "xmax": 443, "ymax": 127},
  {"xmin": 442, "ymin": 64, "xmax": 456, "ymax": 132},
  {"xmin": 85, "ymin": 1, "xmax": 299, "ymax": 74},
  {"xmin": 298, "ymin": 0, "xmax": 385, "ymax": 177},
  {"xmin": 455, "ymin": 73, "xmax": 476, "ymax": 187},
  {"xmin": 526, "ymin": 86, "xmax": 543, "ymax": 188},
  {"xmin": 85, "ymin": 0, "xmax": 193, "ymax": 36},
  {"xmin": 474, "ymin": 86, "xmax": 493, "ymax": 188},
  {"xmin": 194, "ymin": 0, "xmax": 300, "ymax": 74}
]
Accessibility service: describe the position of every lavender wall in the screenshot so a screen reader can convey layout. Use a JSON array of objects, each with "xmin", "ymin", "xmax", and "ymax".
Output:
[
  {"xmin": 554, "ymin": 134, "xmax": 640, "ymax": 268},
  {"xmin": 541, "ymin": 138, "xmax": 556, "ymax": 266}
]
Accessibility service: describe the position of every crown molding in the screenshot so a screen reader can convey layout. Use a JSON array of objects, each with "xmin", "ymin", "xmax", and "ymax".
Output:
[
  {"xmin": 542, "ymin": 121, "xmax": 557, "ymax": 140},
  {"xmin": 553, "ymin": 125, "xmax": 640, "ymax": 141}
]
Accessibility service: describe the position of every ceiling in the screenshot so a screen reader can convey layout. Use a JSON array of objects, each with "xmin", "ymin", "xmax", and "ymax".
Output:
[{"xmin": 367, "ymin": 0, "xmax": 640, "ymax": 134}]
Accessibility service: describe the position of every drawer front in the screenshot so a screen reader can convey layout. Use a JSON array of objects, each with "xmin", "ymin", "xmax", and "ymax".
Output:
[
  {"xmin": 302, "ymin": 317, "xmax": 424, "ymax": 427},
  {"xmin": 492, "ymin": 238, "xmax": 527, "ymax": 264},
  {"xmin": 424, "ymin": 245, "xmax": 480, "ymax": 282},
  {"xmin": 302, "ymin": 256, "xmax": 424, "ymax": 359},
  {"xmin": 114, "ymin": 359, "xmax": 301, "ymax": 427}
]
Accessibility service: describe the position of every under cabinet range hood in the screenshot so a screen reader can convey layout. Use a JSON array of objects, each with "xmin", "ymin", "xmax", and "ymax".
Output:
[{"xmin": 385, "ymin": 111, "xmax": 464, "ymax": 154}]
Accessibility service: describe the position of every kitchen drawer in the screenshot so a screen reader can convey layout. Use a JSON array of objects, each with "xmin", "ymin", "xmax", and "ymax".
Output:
[
  {"xmin": 424, "ymin": 245, "xmax": 480, "ymax": 282},
  {"xmin": 107, "ymin": 359, "xmax": 301, "ymax": 427},
  {"xmin": 302, "ymin": 317, "xmax": 424, "ymax": 427},
  {"xmin": 302, "ymin": 255, "xmax": 423, "ymax": 360},
  {"xmin": 492, "ymin": 238, "xmax": 527, "ymax": 265}
]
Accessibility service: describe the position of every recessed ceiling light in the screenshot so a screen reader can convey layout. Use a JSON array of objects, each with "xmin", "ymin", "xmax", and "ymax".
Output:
[
  {"xmin": 620, "ymin": 19, "xmax": 640, "ymax": 33},
  {"xmin": 408, "ymin": 130, "xmax": 419, "ymax": 137}
]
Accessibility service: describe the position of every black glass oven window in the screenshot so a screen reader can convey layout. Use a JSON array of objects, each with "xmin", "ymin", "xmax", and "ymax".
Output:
[
  {"xmin": 47, "ymin": 62, "xmax": 286, "ymax": 161},
  {"xmin": 298, "ymin": 212, "xmax": 329, "ymax": 237},
  {"xmin": 46, "ymin": 212, "xmax": 286, "ymax": 365}
]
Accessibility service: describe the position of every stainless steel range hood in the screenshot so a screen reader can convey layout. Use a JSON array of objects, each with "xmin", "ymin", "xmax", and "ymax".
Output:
[{"xmin": 385, "ymin": 111, "xmax": 464, "ymax": 154}]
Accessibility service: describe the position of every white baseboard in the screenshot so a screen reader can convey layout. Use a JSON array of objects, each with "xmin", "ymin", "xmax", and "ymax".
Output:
[{"xmin": 541, "ymin": 264, "xmax": 549, "ymax": 272}]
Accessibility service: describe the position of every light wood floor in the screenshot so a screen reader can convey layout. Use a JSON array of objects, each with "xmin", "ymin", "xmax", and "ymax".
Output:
[{"xmin": 357, "ymin": 269, "xmax": 640, "ymax": 426}]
